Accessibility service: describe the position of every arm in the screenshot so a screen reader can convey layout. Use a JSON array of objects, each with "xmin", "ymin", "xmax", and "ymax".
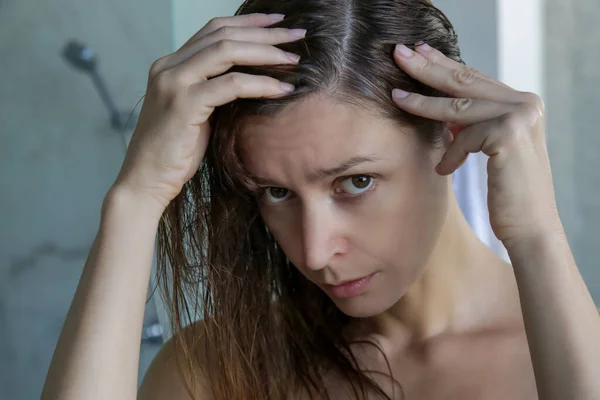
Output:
[
  {"xmin": 41, "ymin": 186, "xmax": 165, "ymax": 400},
  {"xmin": 41, "ymin": 13, "xmax": 303, "ymax": 399},
  {"xmin": 506, "ymin": 230, "xmax": 600, "ymax": 400},
  {"xmin": 390, "ymin": 41, "xmax": 600, "ymax": 399}
]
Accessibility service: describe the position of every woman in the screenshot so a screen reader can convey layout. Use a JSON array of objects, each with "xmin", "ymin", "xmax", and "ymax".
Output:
[{"xmin": 42, "ymin": 0, "xmax": 600, "ymax": 399}]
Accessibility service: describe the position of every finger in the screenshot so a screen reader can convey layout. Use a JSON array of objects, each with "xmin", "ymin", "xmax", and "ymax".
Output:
[
  {"xmin": 189, "ymin": 73, "xmax": 294, "ymax": 119},
  {"xmin": 182, "ymin": 13, "xmax": 285, "ymax": 48},
  {"xmin": 169, "ymin": 40, "xmax": 300, "ymax": 85},
  {"xmin": 152, "ymin": 15, "xmax": 294, "ymax": 74},
  {"xmin": 393, "ymin": 44, "xmax": 522, "ymax": 103},
  {"xmin": 392, "ymin": 90, "xmax": 517, "ymax": 125},
  {"xmin": 435, "ymin": 119, "xmax": 503, "ymax": 175},
  {"xmin": 414, "ymin": 43, "xmax": 513, "ymax": 91},
  {"xmin": 174, "ymin": 26, "xmax": 306, "ymax": 66}
]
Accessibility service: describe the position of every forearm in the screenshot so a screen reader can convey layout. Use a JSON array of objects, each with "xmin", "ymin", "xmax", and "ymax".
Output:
[
  {"xmin": 42, "ymin": 185, "xmax": 165, "ymax": 400},
  {"xmin": 506, "ymin": 229, "xmax": 600, "ymax": 400}
]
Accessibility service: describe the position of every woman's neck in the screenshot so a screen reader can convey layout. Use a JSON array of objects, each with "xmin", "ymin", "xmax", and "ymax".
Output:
[{"xmin": 358, "ymin": 188, "xmax": 519, "ymax": 349}]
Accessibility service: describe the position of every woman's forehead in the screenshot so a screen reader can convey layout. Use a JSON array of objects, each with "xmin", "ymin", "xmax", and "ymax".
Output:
[
  {"xmin": 235, "ymin": 96, "xmax": 423, "ymax": 188},
  {"xmin": 238, "ymin": 96, "xmax": 417, "ymax": 160}
]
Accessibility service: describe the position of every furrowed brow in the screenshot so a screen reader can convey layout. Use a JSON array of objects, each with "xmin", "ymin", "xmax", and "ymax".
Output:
[
  {"xmin": 250, "ymin": 155, "xmax": 382, "ymax": 187},
  {"xmin": 308, "ymin": 155, "xmax": 381, "ymax": 181}
]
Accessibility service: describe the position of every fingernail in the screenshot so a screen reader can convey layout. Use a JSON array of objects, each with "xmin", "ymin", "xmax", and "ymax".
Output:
[
  {"xmin": 285, "ymin": 52, "xmax": 301, "ymax": 63},
  {"xmin": 280, "ymin": 82, "xmax": 295, "ymax": 93},
  {"xmin": 392, "ymin": 88, "xmax": 410, "ymax": 99},
  {"xmin": 289, "ymin": 28, "xmax": 307, "ymax": 38},
  {"xmin": 395, "ymin": 44, "xmax": 413, "ymax": 58},
  {"xmin": 268, "ymin": 13, "xmax": 285, "ymax": 22},
  {"xmin": 417, "ymin": 42, "xmax": 432, "ymax": 51}
]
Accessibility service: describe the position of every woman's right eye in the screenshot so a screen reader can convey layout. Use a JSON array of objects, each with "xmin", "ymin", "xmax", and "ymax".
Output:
[{"xmin": 263, "ymin": 187, "xmax": 291, "ymax": 203}]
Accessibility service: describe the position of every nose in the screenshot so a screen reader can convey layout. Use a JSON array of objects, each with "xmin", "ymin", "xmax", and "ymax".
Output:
[{"xmin": 301, "ymin": 202, "xmax": 344, "ymax": 271}]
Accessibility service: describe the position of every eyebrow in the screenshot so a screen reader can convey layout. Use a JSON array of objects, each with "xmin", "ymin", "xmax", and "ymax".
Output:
[
  {"xmin": 250, "ymin": 155, "xmax": 382, "ymax": 186},
  {"xmin": 309, "ymin": 155, "xmax": 382, "ymax": 181}
]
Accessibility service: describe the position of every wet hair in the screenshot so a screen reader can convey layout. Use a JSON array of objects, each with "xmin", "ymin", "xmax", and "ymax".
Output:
[{"xmin": 157, "ymin": 1, "xmax": 462, "ymax": 399}]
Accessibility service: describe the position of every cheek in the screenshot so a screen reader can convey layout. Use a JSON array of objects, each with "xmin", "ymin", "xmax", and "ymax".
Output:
[
  {"xmin": 258, "ymin": 172, "xmax": 449, "ymax": 275},
  {"xmin": 362, "ymin": 179, "xmax": 449, "ymax": 273},
  {"xmin": 260, "ymin": 208, "xmax": 302, "ymax": 260}
]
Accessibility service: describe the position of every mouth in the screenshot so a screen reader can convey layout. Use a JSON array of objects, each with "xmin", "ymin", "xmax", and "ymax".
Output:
[{"xmin": 323, "ymin": 272, "xmax": 378, "ymax": 299}]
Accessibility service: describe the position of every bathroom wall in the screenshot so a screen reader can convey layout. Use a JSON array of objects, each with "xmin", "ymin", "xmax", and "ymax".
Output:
[
  {"xmin": 2, "ymin": 0, "xmax": 597, "ymax": 397},
  {"xmin": 545, "ymin": 0, "xmax": 600, "ymax": 302},
  {"xmin": 0, "ymin": 0, "xmax": 170, "ymax": 397}
]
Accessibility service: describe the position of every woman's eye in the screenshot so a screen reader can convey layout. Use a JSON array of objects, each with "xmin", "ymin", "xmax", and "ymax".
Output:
[
  {"xmin": 264, "ymin": 187, "xmax": 291, "ymax": 203},
  {"xmin": 339, "ymin": 175, "xmax": 374, "ymax": 195}
]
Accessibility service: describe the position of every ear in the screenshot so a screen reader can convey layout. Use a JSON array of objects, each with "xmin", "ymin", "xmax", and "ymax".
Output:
[
  {"xmin": 442, "ymin": 122, "xmax": 469, "ymax": 171},
  {"xmin": 442, "ymin": 123, "xmax": 454, "ymax": 149}
]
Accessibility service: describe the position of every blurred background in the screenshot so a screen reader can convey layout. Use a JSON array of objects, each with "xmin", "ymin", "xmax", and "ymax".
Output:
[{"xmin": 0, "ymin": 0, "xmax": 598, "ymax": 398}]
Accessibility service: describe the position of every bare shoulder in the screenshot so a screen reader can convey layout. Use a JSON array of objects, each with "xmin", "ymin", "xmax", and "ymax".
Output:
[{"xmin": 138, "ymin": 320, "xmax": 213, "ymax": 400}]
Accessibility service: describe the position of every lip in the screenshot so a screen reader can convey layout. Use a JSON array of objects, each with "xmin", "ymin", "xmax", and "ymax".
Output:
[{"xmin": 323, "ymin": 272, "xmax": 378, "ymax": 298}]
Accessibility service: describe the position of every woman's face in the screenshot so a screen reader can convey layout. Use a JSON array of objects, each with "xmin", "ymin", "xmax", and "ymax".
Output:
[{"xmin": 239, "ymin": 95, "xmax": 451, "ymax": 318}]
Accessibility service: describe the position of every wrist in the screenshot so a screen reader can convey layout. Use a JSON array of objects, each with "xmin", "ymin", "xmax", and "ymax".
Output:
[
  {"xmin": 103, "ymin": 183, "xmax": 167, "ymax": 222},
  {"xmin": 502, "ymin": 223, "xmax": 568, "ymax": 262},
  {"xmin": 501, "ymin": 207, "xmax": 565, "ymax": 247}
]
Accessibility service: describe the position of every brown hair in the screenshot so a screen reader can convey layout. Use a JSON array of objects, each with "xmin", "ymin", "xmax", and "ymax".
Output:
[{"xmin": 156, "ymin": 0, "xmax": 463, "ymax": 398}]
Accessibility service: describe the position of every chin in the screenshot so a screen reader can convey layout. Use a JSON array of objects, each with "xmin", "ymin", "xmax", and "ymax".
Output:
[
  {"xmin": 323, "ymin": 272, "xmax": 408, "ymax": 318},
  {"xmin": 330, "ymin": 292, "xmax": 397, "ymax": 319}
]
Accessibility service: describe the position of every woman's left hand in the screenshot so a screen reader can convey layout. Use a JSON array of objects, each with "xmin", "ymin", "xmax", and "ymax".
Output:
[{"xmin": 391, "ymin": 43, "xmax": 562, "ymax": 246}]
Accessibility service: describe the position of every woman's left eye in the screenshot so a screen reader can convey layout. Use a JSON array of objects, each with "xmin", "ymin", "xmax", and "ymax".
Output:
[{"xmin": 338, "ymin": 175, "xmax": 374, "ymax": 195}]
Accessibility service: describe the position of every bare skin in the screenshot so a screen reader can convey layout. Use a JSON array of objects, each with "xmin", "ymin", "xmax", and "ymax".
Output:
[
  {"xmin": 238, "ymin": 95, "xmax": 537, "ymax": 399},
  {"xmin": 42, "ymin": 12, "xmax": 600, "ymax": 400},
  {"xmin": 41, "ymin": 13, "xmax": 302, "ymax": 400}
]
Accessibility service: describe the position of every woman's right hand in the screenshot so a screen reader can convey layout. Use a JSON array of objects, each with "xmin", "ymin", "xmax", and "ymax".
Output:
[{"xmin": 114, "ymin": 13, "xmax": 304, "ymax": 211}]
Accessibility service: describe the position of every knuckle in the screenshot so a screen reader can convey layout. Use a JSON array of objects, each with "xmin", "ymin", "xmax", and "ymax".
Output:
[
  {"xmin": 520, "ymin": 91, "xmax": 546, "ymax": 113},
  {"xmin": 154, "ymin": 69, "xmax": 185, "ymax": 95},
  {"xmin": 451, "ymin": 97, "xmax": 473, "ymax": 115},
  {"xmin": 225, "ymin": 72, "xmax": 245, "ymax": 88},
  {"xmin": 153, "ymin": 70, "xmax": 171, "ymax": 92},
  {"xmin": 149, "ymin": 56, "xmax": 168, "ymax": 78},
  {"xmin": 411, "ymin": 93, "xmax": 426, "ymax": 110},
  {"xmin": 206, "ymin": 17, "xmax": 226, "ymax": 31},
  {"xmin": 416, "ymin": 57, "xmax": 431, "ymax": 75},
  {"xmin": 214, "ymin": 25, "xmax": 234, "ymax": 39},
  {"xmin": 453, "ymin": 67, "xmax": 479, "ymax": 86},
  {"xmin": 215, "ymin": 38, "xmax": 235, "ymax": 53},
  {"xmin": 518, "ymin": 102, "xmax": 545, "ymax": 128}
]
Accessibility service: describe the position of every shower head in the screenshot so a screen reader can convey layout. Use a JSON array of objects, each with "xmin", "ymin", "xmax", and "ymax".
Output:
[
  {"xmin": 60, "ymin": 39, "xmax": 138, "ymax": 132},
  {"xmin": 62, "ymin": 40, "xmax": 97, "ymax": 74}
]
